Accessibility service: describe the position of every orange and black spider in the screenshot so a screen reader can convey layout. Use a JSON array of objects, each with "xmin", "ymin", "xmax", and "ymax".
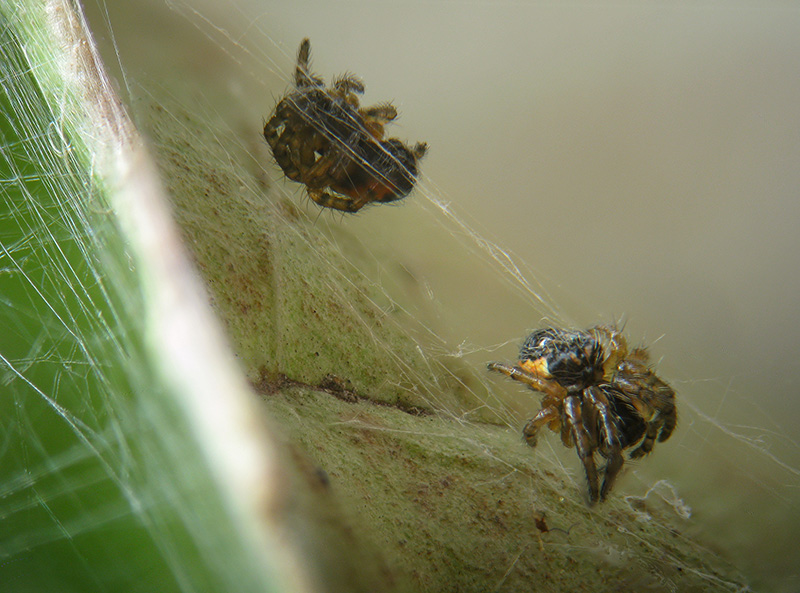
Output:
[
  {"xmin": 263, "ymin": 38, "xmax": 427, "ymax": 213},
  {"xmin": 489, "ymin": 326, "xmax": 677, "ymax": 504}
]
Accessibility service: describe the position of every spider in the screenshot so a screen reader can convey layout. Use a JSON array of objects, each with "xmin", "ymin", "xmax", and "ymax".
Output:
[
  {"xmin": 488, "ymin": 326, "xmax": 676, "ymax": 504},
  {"xmin": 263, "ymin": 38, "xmax": 428, "ymax": 213}
]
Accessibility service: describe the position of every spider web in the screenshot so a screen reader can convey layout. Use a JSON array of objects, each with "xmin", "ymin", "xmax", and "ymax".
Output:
[
  {"xmin": 3, "ymin": 0, "xmax": 799, "ymax": 591},
  {"xmin": 0, "ymin": 3, "xmax": 293, "ymax": 592}
]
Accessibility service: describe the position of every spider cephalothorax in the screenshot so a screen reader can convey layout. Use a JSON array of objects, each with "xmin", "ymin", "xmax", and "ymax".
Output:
[
  {"xmin": 263, "ymin": 38, "xmax": 427, "ymax": 213},
  {"xmin": 489, "ymin": 326, "xmax": 677, "ymax": 504}
]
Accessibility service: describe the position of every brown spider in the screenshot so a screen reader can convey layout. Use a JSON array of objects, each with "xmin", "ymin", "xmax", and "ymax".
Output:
[
  {"xmin": 488, "ymin": 326, "xmax": 677, "ymax": 504},
  {"xmin": 263, "ymin": 38, "xmax": 428, "ymax": 213}
]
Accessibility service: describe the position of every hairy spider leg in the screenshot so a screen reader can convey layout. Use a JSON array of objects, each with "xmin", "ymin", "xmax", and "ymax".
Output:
[
  {"xmin": 629, "ymin": 406, "xmax": 676, "ymax": 459},
  {"xmin": 621, "ymin": 374, "xmax": 676, "ymax": 459},
  {"xmin": 303, "ymin": 147, "xmax": 352, "ymax": 188},
  {"xmin": 585, "ymin": 387, "xmax": 621, "ymax": 452},
  {"xmin": 564, "ymin": 395, "xmax": 601, "ymax": 504},
  {"xmin": 630, "ymin": 421, "xmax": 660, "ymax": 459},
  {"xmin": 601, "ymin": 450, "xmax": 625, "ymax": 501},
  {"xmin": 487, "ymin": 362, "xmax": 568, "ymax": 401},
  {"xmin": 264, "ymin": 99, "xmax": 326, "ymax": 183},
  {"xmin": 307, "ymin": 188, "xmax": 368, "ymax": 213},
  {"xmin": 585, "ymin": 387, "xmax": 624, "ymax": 500},
  {"xmin": 521, "ymin": 406, "xmax": 560, "ymax": 447},
  {"xmin": 659, "ymin": 404, "xmax": 677, "ymax": 442},
  {"xmin": 263, "ymin": 102, "xmax": 294, "ymax": 166},
  {"xmin": 360, "ymin": 103, "xmax": 398, "ymax": 139},
  {"xmin": 295, "ymin": 38, "xmax": 324, "ymax": 88},
  {"xmin": 361, "ymin": 103, "xmax": 398, "ymax": 122},
  {"xmin": 332, "ymin": 73, "xmax": 366, "ymax": 97}
]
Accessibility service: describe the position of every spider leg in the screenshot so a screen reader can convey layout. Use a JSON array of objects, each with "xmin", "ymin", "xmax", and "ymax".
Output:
[
  {"xmin": 564, "ymin": 394, "xmax": 600, "ymax": 504},
  {"xmin": 487, "ymin": 363, "xmax": 568, "ymax": 401},
  {"xmin": 274, "ymin": 128, "xmax": 319, "ymax": 184},
  {"xmin": 303, "ymin": 150, "xmax": 347, "ymax": 188},
  {"xmin": 360, "ymin": 102, "xmax": 398, "ymax": 123},
  {"xmin": 586, "ymin": 387, "xmax": 624, "ymax": 500},
  {"xmin": 264, "ymin": 101, "xmax": 299, "ymax": 154},
  {"xmin": 559, "ymin": 415, "xmax": 575, "ymax": 449},
  {"xmin": 658, "ymin": 404, "xmax": 677, "ymax": 442},
  {"xmin": 585, "ymin": 388, "xmax": 619, "ymax": 451},
  {"xmin": 411, "ymin": 142, "xmax": 429, "ymax": 160},
  {"xmin": 629, "ymin": 421, "xmax": 660, "ymax": 459},
  {"xmin": 263, "ymin": 114, "xmax": 283, "ymax": 146},
  {"xmin": 265, "ymin": 99, "xmax": 326, "ymax": 184},
  {"xmin": 601, "ymin": 449, "xmax": 624, "ymax": 501},
  {"xmin": 307, "ymin": 188, "xmax": 365, "ymax": 213},
  {"xmin": 332, "ymin": 73, "xmax": 366, "ymax": 96},
  {"xmin": 359, "ymin": 103, "xmax": 398, "ymax": 140},
  {"xmin": 295, "ymin": 38, "xmax": 324, "ymax": 88},
  {"xmin": 522, "ymin": 406, "xmax": 560, "ymax": 448},
  {"xmin": 581, "ymin": 397, "xmax": 599, "ymax": 450}
]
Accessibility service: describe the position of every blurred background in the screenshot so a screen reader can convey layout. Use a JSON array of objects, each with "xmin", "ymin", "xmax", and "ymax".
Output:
[{"xmin": 85, "ymin": 1, "xmax": 800, "ymax": 590}]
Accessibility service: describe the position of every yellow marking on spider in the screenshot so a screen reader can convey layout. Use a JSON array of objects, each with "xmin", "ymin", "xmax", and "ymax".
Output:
[{"xmin": 520, "ymin": 357, "xmax": 551, "ymax": 379}]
